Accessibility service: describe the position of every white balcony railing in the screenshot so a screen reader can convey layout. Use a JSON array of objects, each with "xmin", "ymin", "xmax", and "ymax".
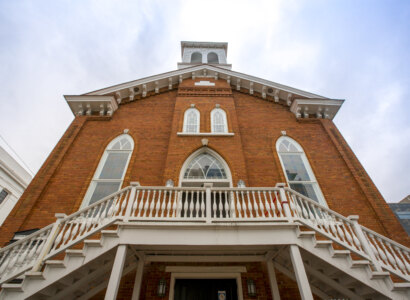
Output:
[{"xmin": 0, "ymin": 184, "xmax": 409, "ymax": 285}]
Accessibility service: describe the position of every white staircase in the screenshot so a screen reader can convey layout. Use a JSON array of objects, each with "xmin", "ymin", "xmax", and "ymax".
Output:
[{"xmin": 0, "ymin": 184, "xmax": 409, "ymax": 299}]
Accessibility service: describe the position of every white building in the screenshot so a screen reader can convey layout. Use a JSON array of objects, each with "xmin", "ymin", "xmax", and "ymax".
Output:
[{"xmin": 0, "ymin": 146, "xmax": 32, "ymax": 226}]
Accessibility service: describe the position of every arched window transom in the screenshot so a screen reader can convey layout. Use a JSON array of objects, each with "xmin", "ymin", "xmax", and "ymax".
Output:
[
  {"xmin": 211, "ymin": 108, "xmax": 228, "ymax": 133},
  {"xmin": 82, "ymin": 134, "xmax": 134, "ymax": 207},
  {"xmin": 184, "ymin": 153, "xmax": 227, "ymax": 179},
  {"xmin": 276, "ymin": 137, "xmax": 326, "ymax": 206},
  {"xmin": 183, "ymin": 108, "xmax": 200, "ymax": 133}
]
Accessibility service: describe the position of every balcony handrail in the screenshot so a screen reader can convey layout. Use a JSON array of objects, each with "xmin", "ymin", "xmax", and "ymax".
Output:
[{"xmin": 0, "ymin": 184, "xmax": 409, "ymax": 285}]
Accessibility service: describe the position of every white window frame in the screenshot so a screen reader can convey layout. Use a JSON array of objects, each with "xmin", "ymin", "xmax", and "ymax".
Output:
[
  {"xmin": 183, "ymin": 108, "xmax": 200, "ymax": 133},
  {"xmin": 81, "ymin": 134, "xmax": 134, "ymax": 208},
  {"xmin": 211, "ymin": 108, "xmax": 228, "ymax": 133},
  {"xmin": 179, "ymin": 147, "xmax": 232, "ymax": 187},
  {"xmin": 276, "ymin": 136, "xmax": 327, "ymax": 206}
]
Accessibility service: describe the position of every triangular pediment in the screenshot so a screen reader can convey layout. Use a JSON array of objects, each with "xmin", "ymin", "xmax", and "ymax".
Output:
[{"xmin": 64, "ymin": 65, "xmax": 344, "ymax": 120}]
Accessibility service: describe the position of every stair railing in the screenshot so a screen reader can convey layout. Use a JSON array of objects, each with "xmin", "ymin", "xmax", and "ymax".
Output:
[
  {"xmin": 1, "ymin": 183, "xmax": 409, "ymax": 284},
  {"xmin": 283, "ymin": 186, "xmax": 410, "ymax": 281}
]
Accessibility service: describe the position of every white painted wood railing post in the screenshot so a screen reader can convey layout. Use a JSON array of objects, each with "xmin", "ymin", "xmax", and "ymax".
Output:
[
  {"xmin": 204, "ymin": 183, "xmax": 213, "ymax": 223},
  {"xmin": 124, "ymin": 182, "xmax": 139, "ymax": 221},
  {"xmin": 31, "ymin": 213, "xmax": 66, "ymax": 272},
  {"xmin": 289, "ymin": 245, "xmax": 313, "ymax": 300},
  {"xmin": 276, "ymin": 183, "xmax": 293, "ymax": 222},
  {"xmin": 348, "ymin": 215, "xmax": 383, "ymax": 271},
  {"xmin": 131, "ymin": 255, "xmax": 145, "ymax": 300},
  {"xmin": 105, "ymin": 245, "xmax": 128, "ymax": 300}
]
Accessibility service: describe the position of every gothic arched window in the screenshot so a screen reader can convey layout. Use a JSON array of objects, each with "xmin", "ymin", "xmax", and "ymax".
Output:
[
  {"xmin": 276, "ymin": 137, "xmax": 326, "ymax": 205},
  {"xmin": 207, "ymin": 52, "xmax": 219, "ymax": 64},
  {"xmin": 183, "ymin": 152, "xmax": 228, "ymax": 180},
  {"xmin": 211, "ymin": 108, "xmax": 228, "ymax": 133},
  {"xmin": 191, "ymin": 52, "xmax": 202, "ymax": 63},
  {"xmin": 183, "ymin": 108, "xmax": 200, "ymax": 133},
  {"xmin": 82, "ymin": 134, "xmax": 134, "ymax": 207}
]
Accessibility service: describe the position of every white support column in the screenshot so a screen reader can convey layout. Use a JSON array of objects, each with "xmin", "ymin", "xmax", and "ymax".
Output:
[
  {"xmin": 289, "ymin": 245, "xmax": 313, "ymax": 300},
  {"xmin": 266, "ymin": 259, "xmax": 281, "ymax": 300},
  {"xmin": 131, "ymin": 258, "xmax": 145, "ymax": 300},
  {"xmin": 105, "ymin": 245, "xmax": 127, "ymax": 300}
]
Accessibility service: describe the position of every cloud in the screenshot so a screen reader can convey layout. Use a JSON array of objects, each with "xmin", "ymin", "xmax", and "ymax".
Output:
[{"xmin": 0, "ymin": 0, "xmax": 409, "ymax": 203}]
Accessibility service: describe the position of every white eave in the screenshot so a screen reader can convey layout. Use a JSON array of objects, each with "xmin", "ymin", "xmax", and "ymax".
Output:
[
  {"xmin": 290, "ymin": 99, "xmax": 344, "ymax": 120},
  {"xmin": 64, "ymin": 95, "xmax": 118, "ymax": 116},
  {"xmin": 76, "ymin": 65, "xmax": 344, "ymax": 120}
]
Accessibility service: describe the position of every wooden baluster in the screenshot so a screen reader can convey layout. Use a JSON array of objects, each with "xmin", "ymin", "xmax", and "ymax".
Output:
[
  {"xmin": 131, "ymin": 190, "xmax": 140, "ymax": 217},
  {"xmin": 143, "ymin": 190, "xmax": 151, "ymax": 218},
  {"xmin": 387, "ymin": 243, "xmax": 405, "ymax": 274},
  {"xmin": 369, "ymin": 233, "xmax": 386, "ymax": 263},
  {"xmin": 228, "ymin": 191, "xmax": 234, "ymax": 218},
  {"xmin": 378, "ymin": 238, "xmax": 397, "ymax": 269},
  {"xmin": 120, "ymin": 190, "xmax": 128, "ymax": 216},
  {"xmin": 246, "ymin": 191, "xmax": 253, "ymax": 218},
  {"xmin": 395, "ymin": 246, "xmax": 410, "ymax": 274},
  {"xmin": 16, "ymin": 240, "xmax": 31, "ymax": 269},
  {"xmin": 268, "ymin": 191, "xmax": 276, "ymax": 218},
  {"xmin": 275, "ymin": 191, "xmax": 284, "ymax": 218},
  {"xmin": 212, "ymin": 191, "xmax": 217, "ymax": 218},
  {"xmin": 199, "ymin": 191, "xmax": 204, "ymax": 218},
  {"xmin": 241, "ymin": 191, "xmax": 247, "ymax": 218},
  {"xmin": 263, "ymin": 191, "xmax": 271, "ymax": 217},
  {"xmin": 251, "ymin": 191, "xmax": 260, "ymax": 217},
  {"xmin": 154, "ymin": 190, "xmax": 161, "ymax": 218},
  {"xmin": 223, "ymin": 191, "xmax": 228, "ymax": 218},
  {"xmin": 236, "ymin": 191, "xmax": 242, "ymax": 218},
  {"xmin": 139, "ymin": 190, "xmax": 146, "ymax": 217},
  {"xmin": 188, "ymin": 191, "xmax": 194, "ymax": 218},
  {"xmin": 182, "ymin": 191, "xmax": 188, "ymax": 218},
  {"xmin": 165, "ymin": 190, "xmax": 172, "ymax": 218},
  {"xmin": 257, "ymin": 191, "xmax": 265, "ymax": 218},
  {"xmin": 148, "ymin": 190, "xmax": 156, "ymax": 218},
  {"xmin": 218, "ymin": 191, "xmax": 223, "ymax": 218},
  {"xmin": 173, "ymin": 190, "xmax": 179, "ymax": 217},
  {"xmin": 347, "ymin": 223, "xmax": 362, "ymax": 251},
  {"xmin": 341, "ymin": 222, "xmax": 353, "ymax": 247}
]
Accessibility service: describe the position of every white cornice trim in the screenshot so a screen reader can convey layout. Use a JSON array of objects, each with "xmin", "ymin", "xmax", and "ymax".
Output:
[
  {"xmin": 84, "ymin": 65, "xmax": 327, "ymax": 100},
  {"xmin": 64, "ymin": 95, "xmax": 118, "ymax": 116},
  {"xmin": 290, "ymin": 99, "xmax": 344, "ymax": 120}
]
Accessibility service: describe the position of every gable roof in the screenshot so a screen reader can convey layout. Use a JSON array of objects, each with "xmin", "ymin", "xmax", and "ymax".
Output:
[{"xmin": 64, "ymin": 64, "xmax": 344, "ymax": 120}]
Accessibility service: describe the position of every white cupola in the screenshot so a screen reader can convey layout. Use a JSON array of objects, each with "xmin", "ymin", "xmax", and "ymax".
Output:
[{"xmin": 178, "ymin": 41, "xmax": 232, "ymax": 70}]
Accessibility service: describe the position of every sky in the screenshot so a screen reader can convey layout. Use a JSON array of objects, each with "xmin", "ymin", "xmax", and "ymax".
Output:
[{"xmin": 0, "ymin": 0, "xmax": 409, "ymax": 203}]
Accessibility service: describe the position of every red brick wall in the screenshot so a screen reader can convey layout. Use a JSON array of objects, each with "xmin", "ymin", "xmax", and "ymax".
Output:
[{"xmin": 0, "ymin": 78, "xmax": 407, "ymax": 248}]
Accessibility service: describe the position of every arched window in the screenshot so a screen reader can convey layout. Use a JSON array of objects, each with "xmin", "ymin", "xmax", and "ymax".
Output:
[
  {"xmin": 183, "ymin": 108, "xmax": 200, "ymax": 133},
  {"xmin": 211, "ymin": 108, "xmax": 228, "ymax": 133},
  {"xmin": 276, "ymin": 137, "xmax": 326, "ymax": 206},
  {"xmin": 82, "ymin": 134, "xmax": 134, "ymax": 207},
  {"xmin": 207, "ymin": 52, "xmax": 219, "ymax": 64},
  {"xmin": 184, "ymin": 152, "xmax": 228, "ymax": 180},
  {"xmin": 191, "ymin": 52, "xmax": 202, "ymax": 63}
]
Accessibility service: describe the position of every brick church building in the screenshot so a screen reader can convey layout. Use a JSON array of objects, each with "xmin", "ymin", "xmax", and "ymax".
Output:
[{"xmin": 0, "ymin": 41, "xmax": 409, "ymax": 299}]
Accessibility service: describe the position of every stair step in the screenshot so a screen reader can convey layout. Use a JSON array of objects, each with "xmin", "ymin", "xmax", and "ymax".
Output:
[
  {"xmin": 1, "ymin": 283, "xmax": 23, "ymax": 292},
  {"xmin": 44, "ymin": 260, "xmax": 65, "ymax": 268},
  {"xmin": 24, "ymin": 271, "xmax": 45, "ymax": 280},
  {"xmin": 393, "ymin": 282, "xmax": 410, "ymax": 291},
  {"xmin": 315, "ymin": 240, "xmax": 333, "ymax": 248},
  {"xmin": 332, "ymin": 250, "xmax": 351, "ymax": 258},
  {"xmin": 351, "ymin": 260, "xmax": 371, "ymax": 268},
  {"xmin": 65, "ymin": 249, "xmax": 85, "ymax": 257},
  {"xmin": 101, "ymin": 230, "xmax": 119, "ymax": 237},
  {"xmin": 298, "ymin": 231, "xmax": 315, "ymax": 238},
  {"xmin": 84, "ymin": 239, "xmax": 102, "ymax": 247},
  {"xmin": 370, "ymin": 271, "xmax": 390, "ymax": 279}
]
